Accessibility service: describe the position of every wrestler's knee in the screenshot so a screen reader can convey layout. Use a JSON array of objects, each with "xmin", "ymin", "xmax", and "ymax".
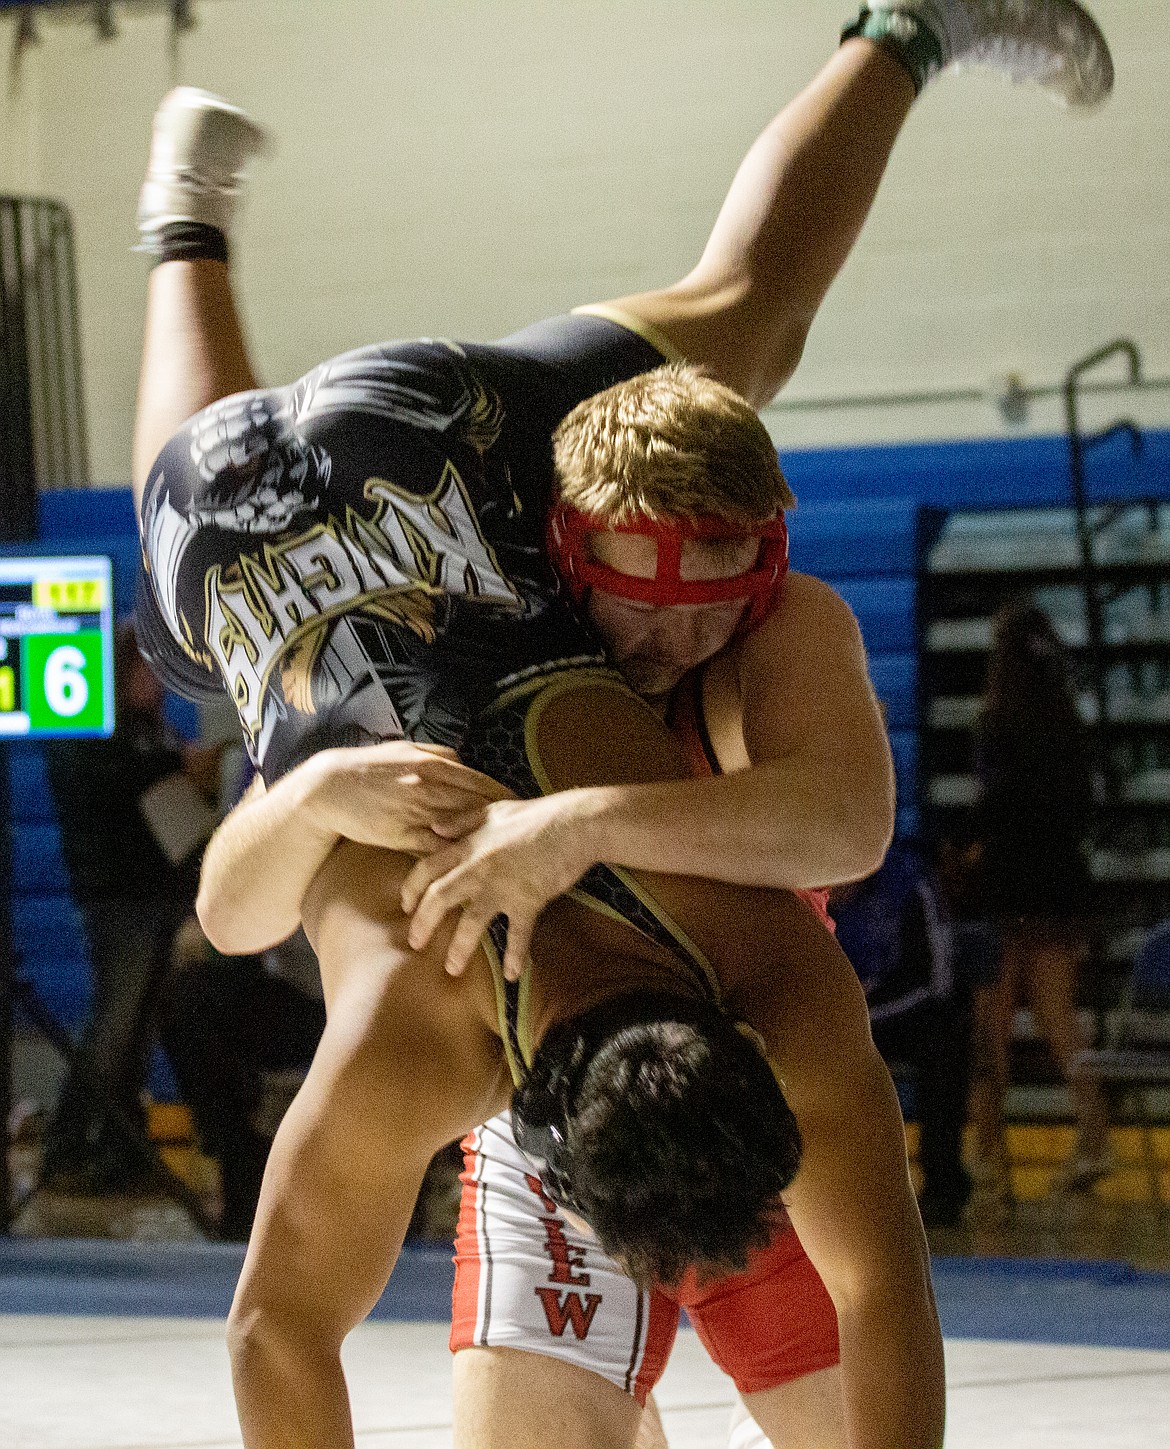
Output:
[
  {"xmin": 225, "ymin": 1282, "xmax": 309, "ymax": 1397},
  {"xmin": 226, "ymin": 1238, "xmax": 343, "ymax": 1412},
  {"xmin": 225, "ymin": 1153, "xmax": 345, "ymax": 1374},
  {"xmin": 225, "ymin": 1139, "xmax": 395, "ymax": 1401},
  {"xmin": 614, "ymin": 282, "xmax": 812, "ymax": 407}
]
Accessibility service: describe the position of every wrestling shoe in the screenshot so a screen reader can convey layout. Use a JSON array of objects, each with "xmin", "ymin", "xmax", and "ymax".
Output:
[
  {"xmin": 857, "ymin": 0, "xmax": 1113, "ymax": 107},
  {"xmin": 137, "ymin": 87, "xmax": 269, "ymax": 249}
]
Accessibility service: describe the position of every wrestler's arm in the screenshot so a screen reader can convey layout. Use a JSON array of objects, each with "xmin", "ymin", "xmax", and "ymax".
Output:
[
  {"xmin": 776, "ymin": 979, "xmax": 946, "ymax": 1449},
  {"xmin": 196, "ymin": 741, "xmax": 512, "ymax": 953},
  {"xmin": 589, "ymin": 571, "xmax": 894, "ymax": 884},
  {"xmin": 404, "ymin": 572, "xmax": 894, "ymax": 977}
]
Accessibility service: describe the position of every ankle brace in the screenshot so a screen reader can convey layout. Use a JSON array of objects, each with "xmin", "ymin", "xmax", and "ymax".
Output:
[
  {"xmin": 156, "ymin": 221, "xmax": 229, "ymax": 265},
  {"xmin": 840, "ymin": 7, "xmax": 945, "ymax": 96}
]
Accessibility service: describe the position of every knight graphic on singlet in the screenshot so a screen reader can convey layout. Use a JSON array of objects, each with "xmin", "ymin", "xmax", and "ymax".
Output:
[{"xmin": 137, "ymin": 318, "xmax": 665, "ymax": 784}]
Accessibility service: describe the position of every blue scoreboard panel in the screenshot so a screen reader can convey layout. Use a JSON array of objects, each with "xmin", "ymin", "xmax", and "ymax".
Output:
[{"xmin": 0, "ymin": 555, "xmax": 115, "ymax": 739}]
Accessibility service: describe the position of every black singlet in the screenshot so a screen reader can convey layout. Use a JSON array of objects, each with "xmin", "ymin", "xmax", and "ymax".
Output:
[{"xmin": 136, "ymin": 312, "xmax": 665, "ymax": 783}]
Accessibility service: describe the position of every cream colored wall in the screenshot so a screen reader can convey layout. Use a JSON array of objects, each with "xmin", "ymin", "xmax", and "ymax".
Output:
[{"xmin": 0, "ymin": 0, "xmax": 1165, "ymax": 482}]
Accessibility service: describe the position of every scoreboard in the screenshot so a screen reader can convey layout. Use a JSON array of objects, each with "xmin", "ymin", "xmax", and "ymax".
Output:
[{"xmin": 0, "ymin": 555, "xmax": 115, "ymax": 739}]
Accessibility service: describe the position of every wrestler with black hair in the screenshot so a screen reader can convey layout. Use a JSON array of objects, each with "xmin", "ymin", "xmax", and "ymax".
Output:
[{"xmin": 513, "ymin": 991, "xmax": 803, "ymax": 1289}]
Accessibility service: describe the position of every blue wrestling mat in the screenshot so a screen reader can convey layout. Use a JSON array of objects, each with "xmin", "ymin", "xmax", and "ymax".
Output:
[
  {"xmin": 931, "ymin": 1255, "xmax": 1170, "ymax": 1351},
  {"xmin": 0, "ymin": 1238, "xmax": 456, "ymax": 1322},
  {"xmin": 2, "ymin": 1239, "xmax": 1168, "ymax": 1351}
]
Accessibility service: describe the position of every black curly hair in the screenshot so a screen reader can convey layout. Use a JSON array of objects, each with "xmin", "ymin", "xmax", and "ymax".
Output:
[{"xmin": 512, "ymin": 990, "xmax": 800, "ymax": 1287}]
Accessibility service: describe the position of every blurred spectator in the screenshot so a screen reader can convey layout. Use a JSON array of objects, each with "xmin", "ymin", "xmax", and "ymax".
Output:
[
  {"xmin": 40, "ymin": 619, "xmax": 223, "ymax": 1193},
  {"xmin": 162, "ymin": 923, "xmax": 326, "ymax": 1239},
  {"xmin": 832, "ymin": 840, "xmax": 973, "ymax": 1227},
  {"xmin": 969, "ymin": 600, "xmax": 1110, "ymax": 1193}
]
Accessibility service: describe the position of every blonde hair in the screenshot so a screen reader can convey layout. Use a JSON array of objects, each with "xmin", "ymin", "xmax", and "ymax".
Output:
[{"xmin": 552, "ymin": 364, "xmax": 794, "ymax": 528}]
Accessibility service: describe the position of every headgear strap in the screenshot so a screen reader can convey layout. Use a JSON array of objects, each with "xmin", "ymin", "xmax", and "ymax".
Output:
[{"xmin": 547, "ymin": 505, "xmax": 789, "ymax": 632}]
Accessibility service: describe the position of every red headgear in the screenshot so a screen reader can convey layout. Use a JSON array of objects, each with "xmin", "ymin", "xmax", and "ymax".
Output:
[{"xmin": 547, "ymin": 504, "xmax": 789, "ymax": 633}]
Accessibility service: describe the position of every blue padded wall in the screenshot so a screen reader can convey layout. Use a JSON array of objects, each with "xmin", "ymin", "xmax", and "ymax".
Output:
[
  {"xmin": 867, "ymin": 654, "xmax": 917, "ymax": 732},
  {"xmin": 787, "ymin": 497, "xmax": 921, "ymax": 578},
  {"xmin": 8, "ymin": 744, "xmax": 93, "ymax": 1030},
  {"xmin": 12, "ymin": 895, "xmax": 94, "ymax": 1029},
  {"xmin": 37, "ymin": 488, "xmax": 140, "ymax": 611},
  {"xmin": 9, "ymin": 491, "xmax": 188, "ymax": 1089},
  {"xmin": 830, "ymin": 578, "xmax": 918, "ymax": 655},
  {"xmin": 781, "ymin": 427, "xmax": 1170, "ymax": 511},
  {"xmin": 777, "ymin": 427, "xmax": 1170, "ymax": 838},
  {"xmin": 8, "ymin": 742, "xmax": 56, "ymax": 824},
  {"xmin": 786, "ymin": 495, "xmax": 923, "ymax": 835},
  {"xmin": 38, "ymin": 487, "xmax": 137, "ymax": 537}
]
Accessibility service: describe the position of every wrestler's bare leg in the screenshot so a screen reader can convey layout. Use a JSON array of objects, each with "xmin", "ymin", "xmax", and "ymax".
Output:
[
  {"xmin": 599, "ymin": 0, "xmax": 1113, "ymax": 408},
  {"xmin": 453, "ymin": 1357, "xmax": 714, "ymax": 1449},
  {"xmin": 132, "ymin": 90, "xmax": 265, "ymax": 502},
  {"xmin": 453, "ymin": 1349, "xmax": 845, "ymax": 1448},
  {"xmin": 132, "ymin": 259, "xmax": 257, "ymax": 501},
  {"xmin": 741, "ymin": 1367, "xmax": 847, "ymax": 1448},
  {"xmin": 227, "ymin": 843, "xmax": 511, "ymax": 1448},
  {"xmin": 594, "ymin": 40, "xmax": 914, "ymax": 408},
  {"xmin": 454, "ymin": 1355, "xmax": 848, "ymax": 1449},
  {"xmin": 636, "ymin": 1394, "xmax": 669, "ymax": 1449},
  {"xmin": 453, "ymin": 1348, "xmax": 644, "ymax": 1449}
]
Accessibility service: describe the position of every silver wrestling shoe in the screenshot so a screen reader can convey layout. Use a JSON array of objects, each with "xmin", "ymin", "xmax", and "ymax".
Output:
[
  {"xmin": 867, "ymin": 0, "xmax": 1114, "ymax": 107},
  {"xmin": 137, "ymin": 87, "xmax": 269, "ymax": 248}
]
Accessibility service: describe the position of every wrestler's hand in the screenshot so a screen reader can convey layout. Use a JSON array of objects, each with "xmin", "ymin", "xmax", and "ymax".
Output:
[
  {"xmin": 400, "ymin": 790, "xmax": 599, "ymax": 981},
  {"xmin": 304, "ymin": 741, "xmax": 513, "ymax": 857}
]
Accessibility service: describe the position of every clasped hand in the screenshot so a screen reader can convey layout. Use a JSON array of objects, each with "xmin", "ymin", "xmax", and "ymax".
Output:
[
  {"xmin": 308, "ymin": 739, "xmax": 513, "ymax": 855},
  {"xmin": 307, "ymin": 741, "xmax": 596, "ymax": 982},
  {"xmin": 401, "ymin": 789, "xmax": 598, "ymax": 982}
]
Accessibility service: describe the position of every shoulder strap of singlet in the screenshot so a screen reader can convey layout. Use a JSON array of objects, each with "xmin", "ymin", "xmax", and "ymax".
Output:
[
  {"xmin": 669, "ymin": 668, "xmax": 721, "ymax": 779},
  {"xmin": 484, "ymin": 922, "xmax": 529, "ymax": 1088}
]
